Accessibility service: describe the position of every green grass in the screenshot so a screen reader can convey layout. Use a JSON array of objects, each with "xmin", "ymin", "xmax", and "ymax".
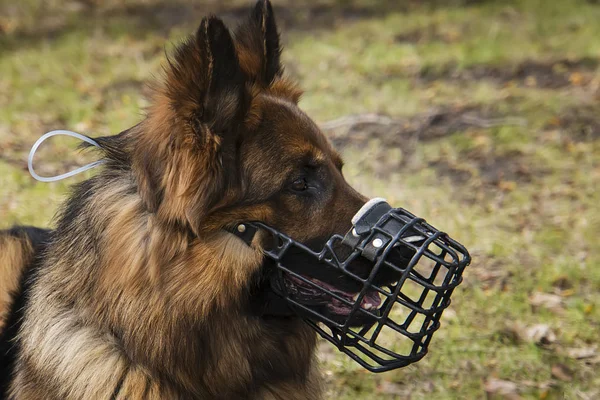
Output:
[{"xmin": 1, "ymin": 0, "xmax": 599, "ymax": 398}]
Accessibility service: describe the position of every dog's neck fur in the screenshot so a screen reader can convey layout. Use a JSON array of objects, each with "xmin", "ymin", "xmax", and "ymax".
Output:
[{"xmin": 11, "ymin": 170, "xmax": 322, "ymax": 399}]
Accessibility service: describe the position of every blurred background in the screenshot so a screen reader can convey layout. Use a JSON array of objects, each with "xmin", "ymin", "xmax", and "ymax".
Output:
[{"xmin": 0, "ymin": 0, "xmax": 598, "ymax": 398}]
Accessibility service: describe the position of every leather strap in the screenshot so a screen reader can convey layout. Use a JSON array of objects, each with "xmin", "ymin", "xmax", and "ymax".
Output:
[
  {"xmin": 342, "ymin": 200, "xmax": 392, "ymax": 253},
  {"xmin": 227, "ymin": 223, "xmax": 258, "ymax": 246},
  {"xmin": 342, "ymin": 200, "xmax": 425, "ymax": 262}
]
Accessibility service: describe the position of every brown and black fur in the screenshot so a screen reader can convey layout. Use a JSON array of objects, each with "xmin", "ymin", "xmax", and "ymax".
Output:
[
  {"xmin": 0, "ymin": 1, "xmax": 368, "ymax": 399},
  {"xmin": 0, "ymin": 227, "xmax": 50, "ymax": 396}
]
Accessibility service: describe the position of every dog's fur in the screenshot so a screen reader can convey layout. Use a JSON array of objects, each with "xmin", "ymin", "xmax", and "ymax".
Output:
[{"xmin": 0, "ymin": 2, "xmax": 368, "ymax": 398}]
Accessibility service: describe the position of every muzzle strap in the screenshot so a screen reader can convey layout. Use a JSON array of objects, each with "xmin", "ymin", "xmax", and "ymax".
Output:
[
  {"xmin": 351, "ymin": 198, "xmax": 390, "ymax": 234},
  {"xmin": 342, "ymin": 198, "xmax": 425, "ymax": 262}
]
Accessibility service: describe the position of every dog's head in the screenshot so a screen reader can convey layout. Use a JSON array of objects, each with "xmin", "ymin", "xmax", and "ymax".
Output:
[{"xmin": 109, "ymin": 0, "xmax": 402, "ymax": 324}]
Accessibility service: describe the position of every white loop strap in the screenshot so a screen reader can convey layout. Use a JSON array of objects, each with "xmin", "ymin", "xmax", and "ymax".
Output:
[{"xmin": 28, "ymin": 130, "xmax": 105, "ymax": 182}]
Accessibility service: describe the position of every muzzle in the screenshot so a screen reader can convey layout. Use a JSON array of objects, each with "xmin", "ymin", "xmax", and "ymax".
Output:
[{"xmin": 231, "ymin": 199, "xmax": 471, "ymax": 372}]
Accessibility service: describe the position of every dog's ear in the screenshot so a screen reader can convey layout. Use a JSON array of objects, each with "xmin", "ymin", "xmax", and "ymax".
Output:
[
  {"xmin": 135, "ymin": 17, "xmax": 249, "ymax": 231},
  {"xmin": 166, "ymin": 16, "xmax": 249, "ymax": 137},
  {"xmin": 235, "ymin": 0, "xmax": 282, "ymax": 87}
]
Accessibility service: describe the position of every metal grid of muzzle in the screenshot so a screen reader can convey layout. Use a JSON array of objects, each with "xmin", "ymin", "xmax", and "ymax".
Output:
[{"xmin": 248, "ymin": 207, "xmax": 470, "ymax": 372}]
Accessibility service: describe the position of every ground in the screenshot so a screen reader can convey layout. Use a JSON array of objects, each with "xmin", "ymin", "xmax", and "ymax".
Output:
[{"xmin": 0, "ymin": 0, "xmax": 599, "ymax": 399}]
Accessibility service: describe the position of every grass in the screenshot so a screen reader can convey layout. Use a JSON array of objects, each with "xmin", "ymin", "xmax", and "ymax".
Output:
[{"xmin": 1, "ymin": 0, "xmax": 599, "ymax": 398}]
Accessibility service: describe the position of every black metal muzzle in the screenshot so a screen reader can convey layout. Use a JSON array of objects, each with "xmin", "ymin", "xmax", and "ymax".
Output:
[{"xmin": 231, "ymin": 199, "xmax": 471, "ymax": 372}]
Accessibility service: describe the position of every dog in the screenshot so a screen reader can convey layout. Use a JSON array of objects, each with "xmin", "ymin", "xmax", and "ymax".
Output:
[{"xmin": 0, "ymin": 1, "xmax": 384, "ymax": 398}]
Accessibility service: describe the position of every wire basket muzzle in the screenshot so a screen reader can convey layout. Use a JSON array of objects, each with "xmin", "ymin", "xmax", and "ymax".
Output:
[{"xmin": 250, "ymin": 204, "xmax": 470, "ymax": 372}]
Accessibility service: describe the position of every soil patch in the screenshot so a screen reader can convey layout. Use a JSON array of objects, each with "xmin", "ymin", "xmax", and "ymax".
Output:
[
  {"xmin": 420, "ymin": 58, "xmax": 599, "ymax": 89},
  {"xmin": 0, "ymin": 1, "xmax": 406, "ymax": 54},
  {"xmin": 395, "ymin": 25, "xmax": 464, "ymax": 44},
  {"xmin": 545, "ymin": 105, "xmax": 600, "ymax": 142},
  {"xmin": 430, "ymin": 150, "xmax": 542, "ymax": 188},
  {"xmin": 324, "ymin": 105, "xmax": 525, "ymax": 152},
  {"xmin": 322, "ymin": 106, "xmax": 543, "ymax": 189}
]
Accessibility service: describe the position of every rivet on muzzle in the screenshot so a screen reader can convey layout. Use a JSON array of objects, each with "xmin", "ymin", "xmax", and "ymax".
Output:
[{"xmin": 230, "ymin": 199, "xmax": 471, "ymax": 372}]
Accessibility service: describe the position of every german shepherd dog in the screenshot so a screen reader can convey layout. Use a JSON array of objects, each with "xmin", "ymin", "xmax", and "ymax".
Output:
[{"xmin": 0, "ymin": 1, "xmax": 379, "ymax": 398}]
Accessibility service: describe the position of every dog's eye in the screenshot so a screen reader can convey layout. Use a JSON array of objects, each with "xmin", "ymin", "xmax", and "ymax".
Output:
[{"xmin": 290, "ymin": 177, "xmax": 308, "ymax": 192}]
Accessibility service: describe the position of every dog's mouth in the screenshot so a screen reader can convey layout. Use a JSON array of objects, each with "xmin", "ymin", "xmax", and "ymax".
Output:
[
  {"xmin": 269, "ymin": 236, "xmax": 420, "ymax": 325},
  {"xmin": 283, "ymin": 273, "xmax": 382, "ymax": 317}
]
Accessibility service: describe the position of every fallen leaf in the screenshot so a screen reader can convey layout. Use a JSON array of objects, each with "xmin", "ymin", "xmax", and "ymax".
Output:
[
  {"xmin": 551, "ymin": 363, "xmax": 573, "ymax": 382},
  {"xmin": 498, "ymin": 180, "xmax": 517, "ymax": 192},
  {"xmin": 586, "ymin": 356, "xmax": 600, "ymax": 365},
  {"xmin": 548, "ymin": 116, "xmax": 561, "ymax": 127},
  {"xmin": 574, "ymin": 389, "xmax": 600, "ymax": 400},
  {"xmin": 443, "ymin": 29, "xmax": 461, "ymax": 42},
  {"xmin": 518, "ymin": 380, "xmax": 553, "ymax": 390},
  {"xmin": 569, "ymin": 72, "xmax": 584, "ymax": 86},
  {"xmin": 529, "ymin": 292, "xmax": 564, "ymax": 313},
  {"xmin": 449, "ymin": 380, "xmax": 461, "ymax": 389},
  {"xmin": 484, "ymin": 378, "xmax": 521, "ymax": 399},
  {"xmin": 473, "ymin": 134, "xmax": 492, "ymax": 147},
  {"xmin": 504, "ymin": 323, "xmax": 557, "ymax": 345},
  {"xmin": 566, "ymin": 346, "xmax": 597, "ymax": 360},
  {"xmin": 0, "ymin": 17, "xmax": 18, "ymax": 34},
  {"xmin": 525, "ymin": 324, "xmax": 557, "ymax": 345}
]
